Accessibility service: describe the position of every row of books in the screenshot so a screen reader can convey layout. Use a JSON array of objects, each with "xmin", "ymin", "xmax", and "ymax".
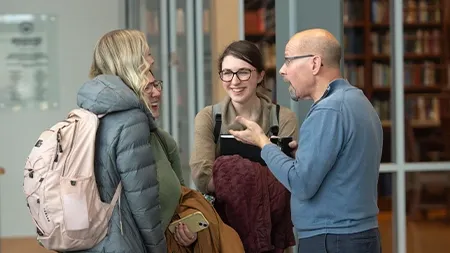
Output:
[
  {"xmin": 344, "ymin": 64, "xmax": 364, "ymax": 88},
  {"xmin": 371, "ymin": 0, "xmax": 390, "ymax": 23},
  {"xmin": 373, "ymin": 96, "xmax": 439, "ymax": 122},
  {"xmin": 404, "ymin": 0, "xmax": 441, "ymax": 24},
  {"xmin": 406, "ymin": 96, "xmax": 440, "ymax": 122},
  {"xmin": 372, "ymin": 100, "xmax": 390, "ymax": 120},
  {"xmin": 404, "ymin": 30, "xmax": 441, "ymax": 55},
  {"xmin": 372, "ymin": 63, "xmax": 391, "ymax": 87},
  {"xmin": 344, "ymin": 32, "xmax": 365, "ymax": 54},
  {"xmin": 343, "ymin": 0, "xmax": 364, "ymax": 23},
  {"xmin": 245, "ymin": 8, "xmax": 275, "ymax": 35},
  {"xmin": 256, "ymin": 42, "xmax": 276, "ymax": 70},
  {"xmin": 347, "ymin": 30, "xmax": 442, "ymax": 55},
  {"xmin": 345, "ymin": 30, "xmax": 441, "ymax": 55},
  {"xmin": 344, "ymin": 0, "xmax": 441, "ymax": 24},
  {"xmin": 371, "ymin": 32, "xmax": 390, "ymax": 55},
  {"xmin": 372, "ymin": 0, "xmax": 441, "ymax": 24},
  {"xmin": 372, "ymin": 62, "xmax": 441, "ymax": 87}
]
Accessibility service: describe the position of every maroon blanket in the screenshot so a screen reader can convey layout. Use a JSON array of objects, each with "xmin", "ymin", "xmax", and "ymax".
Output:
[{"xmin": 213, "ymin": 155, "xmax": 295, "ymax": 253}]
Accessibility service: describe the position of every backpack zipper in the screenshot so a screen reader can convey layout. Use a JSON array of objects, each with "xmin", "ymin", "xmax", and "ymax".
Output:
[
  {"xmin": 61, "ymin": 120, "xmax": 78, "ymax": 177},
  {"xmin": 53, "ymin": 130, "xmax": 63, "ymax": 163}
]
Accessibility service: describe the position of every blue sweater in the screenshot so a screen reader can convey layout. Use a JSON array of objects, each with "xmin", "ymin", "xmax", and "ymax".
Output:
[{"xmin": 261, "ymin": 79, "xmax": 383, "ymax": 239}]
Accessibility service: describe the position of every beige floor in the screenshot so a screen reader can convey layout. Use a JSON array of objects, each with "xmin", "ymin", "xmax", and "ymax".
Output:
[
  {"xmin": 1, "ymin": 237, "xmax": 52, "ymax": 253},
  {"xmin": 378, "ymin": 210, "xmax": 450, "ymax": 253},
  {"xmin": 2, "ymin": 212, "xmax": 450, "ymax": 253}
]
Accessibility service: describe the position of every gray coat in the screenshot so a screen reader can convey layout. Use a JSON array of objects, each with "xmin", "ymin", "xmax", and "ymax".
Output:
[{"xmin": 72, "ymin": 75, "xmax": 167, "ymax": 253}]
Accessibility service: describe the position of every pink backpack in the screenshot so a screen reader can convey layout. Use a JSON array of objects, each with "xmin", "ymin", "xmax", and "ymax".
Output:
[{"xmin": 23, "ymin": 108, "xmax": 122, "ymax": 251}]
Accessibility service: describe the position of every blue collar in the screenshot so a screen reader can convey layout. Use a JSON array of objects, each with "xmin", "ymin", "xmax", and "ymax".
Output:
[
  {"xmin": 314, "ymin": 78, "xmax": 351, "ymax": 104},
  {"xmin": 328, "ymin": 78, "xmax": 351, "ymax": 92}
]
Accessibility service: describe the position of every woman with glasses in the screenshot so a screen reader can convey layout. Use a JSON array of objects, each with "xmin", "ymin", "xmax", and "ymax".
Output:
[
  {"xmin": 190, "ymin": 40, "xmax": 299, "ymax": 252},
  {"xmin": 143, "ymin": 70, "xmax": 245, "ymax": 252},
  {"xmin": 142, "ymin": 73, "xmax": 197, "ymax": 247},
  {"xmin": 144, "ymin": 76, "xmax": 163, "ymax": 118}
]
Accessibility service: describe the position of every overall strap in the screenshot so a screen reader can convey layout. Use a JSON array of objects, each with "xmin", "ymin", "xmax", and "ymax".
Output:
[
  {"xmin": 212, "ymin": 103, "xmax": 222, "ymax": 144},
  {"xmin": 268, "ymin": 104, "xmax": 280, "ymax": 136}
]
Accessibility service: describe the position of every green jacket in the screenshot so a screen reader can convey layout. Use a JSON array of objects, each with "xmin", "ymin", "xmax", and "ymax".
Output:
[{"xmin": 150, "ymin": 128, "xmax": 184, "ymax": 230}]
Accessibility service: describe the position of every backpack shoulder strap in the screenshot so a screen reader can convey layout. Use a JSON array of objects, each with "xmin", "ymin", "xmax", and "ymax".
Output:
[
  {"xmin": 276, "ymin": 104, "xmax": 280, "ymax": 122},
  {"xmin": 211, "ymin": 103, "xmax": 280, "ymax": 139},
  {"xmin": 269, "ymin": 104, "xmax": 281, "ymax": 136},
  {"xmin": 212, "ymin": 103, "xmax": 222, "ymax": 144}
]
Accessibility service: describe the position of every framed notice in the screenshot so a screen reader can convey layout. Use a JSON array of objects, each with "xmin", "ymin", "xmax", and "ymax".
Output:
[{"xmin": 0, "ymin": 14, "xmax": 58, "ymax": 111}]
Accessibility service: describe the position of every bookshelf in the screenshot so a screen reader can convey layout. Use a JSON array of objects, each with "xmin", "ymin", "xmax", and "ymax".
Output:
[
  {"xmin": 344, "ymin": 0, "xmax": 450, "ymax": 213},
  {"xmin": 244, "ymin": 0, "xmax": 277, "ymax": 101},
  {"xmin": 344, "ymin": 0, "xmax": 449, "ymax": 137}
]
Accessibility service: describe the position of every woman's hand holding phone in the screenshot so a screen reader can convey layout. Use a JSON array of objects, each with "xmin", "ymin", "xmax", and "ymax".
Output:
[{"xmin": 174, "ymin": 223, "xmax": 197, "ymax": 247}]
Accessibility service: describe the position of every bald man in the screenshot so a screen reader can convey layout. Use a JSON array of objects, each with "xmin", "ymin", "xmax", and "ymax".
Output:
[{"xmin": 230, "ymin": 28, "xmax": 382, "ymax": 253}]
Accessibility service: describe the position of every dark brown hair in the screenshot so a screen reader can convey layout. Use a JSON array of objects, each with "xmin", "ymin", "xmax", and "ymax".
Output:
[{"xmin": 218, "ymin": 40, "xmax": 270, "ymax": 93}]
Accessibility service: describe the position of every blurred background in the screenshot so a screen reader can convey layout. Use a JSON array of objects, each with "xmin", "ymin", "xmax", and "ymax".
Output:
[{"xmin": 1, "ymin": 0, "xmax": 450, "ymax": 252}]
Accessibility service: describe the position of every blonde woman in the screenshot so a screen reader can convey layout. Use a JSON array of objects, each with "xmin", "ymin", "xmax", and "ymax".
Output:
[{"xmin": 74, "ymin": 29, "xmax": 167, "ymax": 252}]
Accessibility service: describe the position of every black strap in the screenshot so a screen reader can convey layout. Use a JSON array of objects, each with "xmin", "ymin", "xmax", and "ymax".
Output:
[
  {"xmin": 276, "ymin": 104, "xmax": 280, "ymax": 122},
  {"xmin": 213, "ymin": 113, "xmax": 222, "ymax": 144},
  {"xmin": 214, "ymin": 104, "xmax": 281, "ymax": 141},
  {"xmin": 270, "ymin": 104, "xmax": 281, "ymax": 136},
  {"xmin": 213, "ymin": 104, "xmax": 280, "ymax": 142}
]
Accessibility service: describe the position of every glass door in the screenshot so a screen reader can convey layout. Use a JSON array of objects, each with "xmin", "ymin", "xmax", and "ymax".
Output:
[
  {"xmin": 168, "ymin": 0, "xmax": 197, "ymax": 186},
  {"xmin": 140, "ymin": 0, "xmax": 170, "ymax": 130},
  {"xmin": 195, "ymin": 0, "xmax": 213, "ymax": 109},
  {"xmin": 135, "ymin": 0, "xmax": 211, "ymax": 187}
]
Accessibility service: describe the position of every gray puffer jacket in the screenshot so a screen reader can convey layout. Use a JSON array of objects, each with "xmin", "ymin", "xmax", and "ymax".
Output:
[{"xmin": 72, "ymin": 75, "xmax": 167, "ymax": 253}]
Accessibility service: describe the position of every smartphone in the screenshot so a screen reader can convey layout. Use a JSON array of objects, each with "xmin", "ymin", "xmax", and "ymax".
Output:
[
  {"xmin": 168, "ymin": 211, "xmax": 209, "ymax": 234},
  {"xmin": 270, "ymin": 136, "xmax": 294, "ymax": 157}
]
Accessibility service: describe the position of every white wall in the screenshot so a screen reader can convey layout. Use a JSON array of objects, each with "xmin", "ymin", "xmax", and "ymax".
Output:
[{"xmin": 0, "ymin": 0, "xmax": 126, "ymax": 237}]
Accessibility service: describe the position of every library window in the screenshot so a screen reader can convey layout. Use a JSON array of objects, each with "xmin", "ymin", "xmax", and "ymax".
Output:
[
  {"xmin": 344, "ymin": 0, "xmax": 450, "ymax": 252},
  {"xmin": 344, "ymin": 0, "xmax": 450, "ymax": 164},
  {"xmin": 244, "ymin": 0, "xmax": 276, "ymax": 101}
]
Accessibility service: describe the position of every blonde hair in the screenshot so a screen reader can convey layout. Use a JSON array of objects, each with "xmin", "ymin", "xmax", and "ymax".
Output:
[{"xmin": 89, "ymin": 29, "xmax": 151, "ymax": 110}]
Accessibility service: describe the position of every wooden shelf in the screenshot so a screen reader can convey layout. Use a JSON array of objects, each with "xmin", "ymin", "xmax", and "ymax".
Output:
[
  {"xmin": 245, "ymin": 31, "xmax": 275, "ymax": 36},
  {"xmin": 371, "ymin": 22, "xmax": 442, "ymax": 29},
  {"xmin": 372, "ymin": 54, "xmax": 442, "ymax": 60},
  {"xmin": 243, "ymin": 0, "xmax": 277, "ymax": 101},
  {"xmin": 373, "ymin": 86, "xmax": 442, "ymax": 94},
  {"xmin": 245, "ymin": 32, "xmax": 275, "ymax": 43},
  {"xmin": 343, "ymin": 0, "xmax": 449, "ymax": 140},
  {"xmin": 381, "ymin": 119, "xmax": 441, "ymax": 128},
  {"xmin": 345, "ymin": 54, "xmax": 365, "ymax": 60},
  {"xmin": 345, "ymin": 54, "xmax": 442, "ymax": 61},
  {"xmin": 344, "ymin": 22, "xmax": 365, "ymax": 28}
]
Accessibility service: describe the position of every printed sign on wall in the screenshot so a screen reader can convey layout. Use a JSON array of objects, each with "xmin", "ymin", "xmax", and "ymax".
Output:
[{"xmin": 0, "ymin": 14, "xmax": 58, "ymax": 111}]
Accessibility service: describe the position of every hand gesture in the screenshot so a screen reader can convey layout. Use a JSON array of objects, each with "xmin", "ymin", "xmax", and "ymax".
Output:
[{"xmin": 229, "ymin": 116, "xmax": 270, "ymax": 148}]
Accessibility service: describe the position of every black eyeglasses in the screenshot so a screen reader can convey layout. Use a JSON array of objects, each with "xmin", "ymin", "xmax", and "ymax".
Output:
[
  {"xmin": 219, "ymin": 68, "xmax": 255, "ymax": 82},
  {"xmin": 144, "ymin": 80, "xmax": 163, "ymax": 93},
  {"xmin": 284, "ymin": 54, "xmax": 324, "ymax": 66}
]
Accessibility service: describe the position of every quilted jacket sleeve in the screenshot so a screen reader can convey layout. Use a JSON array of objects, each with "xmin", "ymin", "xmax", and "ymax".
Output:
[{"xmin": 115, "ymin": 114, "xmax": 167, "ymax": 252}]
